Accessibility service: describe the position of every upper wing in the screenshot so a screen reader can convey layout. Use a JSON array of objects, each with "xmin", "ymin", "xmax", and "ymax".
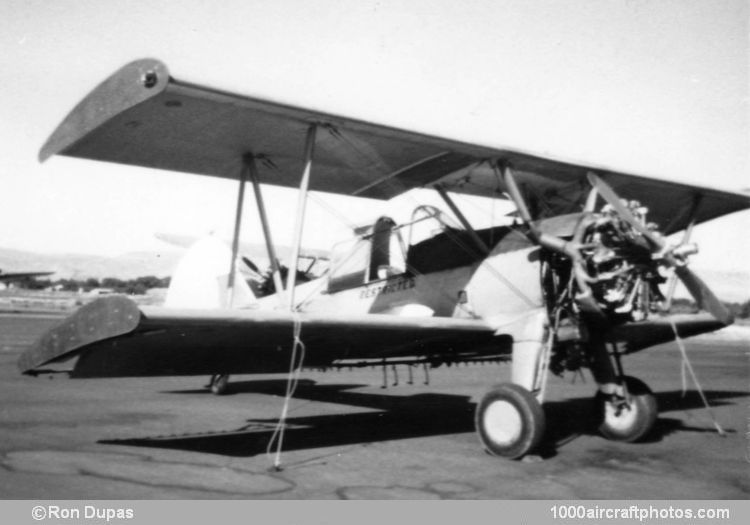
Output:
[
  {"xmin": 41, "ymin": 59, "xmax": 750, "ymax": 234},
  {"xmin": 18, "ymin": 296, "xmax": 506, "ymax": 378}
]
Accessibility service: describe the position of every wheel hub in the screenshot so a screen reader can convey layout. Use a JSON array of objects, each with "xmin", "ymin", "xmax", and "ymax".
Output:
[
  {"xmin": 604, "ymin": 398, "xmax": 638, "ymax": 431},
  {"xmin": 483, "ymin": 400, "xmax": 523, "ymax": 445}
]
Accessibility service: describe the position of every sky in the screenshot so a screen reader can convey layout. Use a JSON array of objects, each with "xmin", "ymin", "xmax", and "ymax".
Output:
[{"xmin": 1, "ymin": 0, "xmax": 748, "ymax": 293}]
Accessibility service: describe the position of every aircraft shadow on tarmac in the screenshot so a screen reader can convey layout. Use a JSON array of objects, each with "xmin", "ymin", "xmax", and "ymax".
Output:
[{"xmin": 99, "ymin": 379, "xmax": 745, "ymax": 458}]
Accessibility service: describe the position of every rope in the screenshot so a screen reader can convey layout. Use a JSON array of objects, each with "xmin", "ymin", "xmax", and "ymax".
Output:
[
  {"xmin": 267, "ymin": 312, "xmax": 307, "ymax": 470},
  {"xmin": 668, "ymin": 317, "xmax": 726, "ymax": 436}
]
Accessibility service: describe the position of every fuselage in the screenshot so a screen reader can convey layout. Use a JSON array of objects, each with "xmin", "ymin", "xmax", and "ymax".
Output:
[{"xmin": 260, "ymin": 224, "xmax": 545, "ymax": 334}]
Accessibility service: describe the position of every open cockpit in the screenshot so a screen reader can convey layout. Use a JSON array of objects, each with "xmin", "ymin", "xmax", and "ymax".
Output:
[{"xmin": 325, "ymin": 203, "xmax": 530, "ymax": 294}]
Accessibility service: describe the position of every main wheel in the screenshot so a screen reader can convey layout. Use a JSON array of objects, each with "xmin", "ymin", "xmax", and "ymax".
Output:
[
  {"xmin": 209, "ymin": 374, "xmax": 230, "ymax": 395},
  {"xmin": 475, "ymin": 383, "xmax": 546, "ymax": 459},
  {"xmin": 596, "ymin": 376, "xmax": 657, "ymax": 442}
]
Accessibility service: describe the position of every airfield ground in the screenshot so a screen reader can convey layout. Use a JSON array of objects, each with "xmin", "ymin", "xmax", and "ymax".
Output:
[{"xmin": 0, "ymin": 312, "xmax": 747, "ymax": 499}]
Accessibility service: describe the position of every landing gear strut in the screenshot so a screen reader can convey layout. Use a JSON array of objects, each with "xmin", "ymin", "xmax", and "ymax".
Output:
[
  {"xmin": 475, "ymin": 383, "xmax": 546, "ymax": 459},
  {"xmin": 207, "ymin": 374, "xmax": 230, "ymax": 395},
  {"xmin": 596, "ymin": 376, "xmax": 657, "ymax": 442}
]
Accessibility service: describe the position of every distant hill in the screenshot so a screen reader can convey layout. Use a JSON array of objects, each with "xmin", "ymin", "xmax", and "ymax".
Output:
[{"xmin": 0, "ymin": 247, "xmax": 182, "ymax": 280}]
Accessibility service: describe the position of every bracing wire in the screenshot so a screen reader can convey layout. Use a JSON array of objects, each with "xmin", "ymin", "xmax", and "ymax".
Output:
[
  {"xmin": 668, "ymin": 318, "xmax": 726, "ymax": 436},
  {"xmin": 307, "ymin": 192, "xmax": 361, "ymax": 232},
  {"xmin": 308, "ymin": 129, "xmax": 538, "ymax": 309}
]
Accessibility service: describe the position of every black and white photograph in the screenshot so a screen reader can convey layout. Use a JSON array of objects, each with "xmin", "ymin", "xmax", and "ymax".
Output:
[{"xmin": 1, "ymin": 0, "xmax": 748, "ymax": 506}]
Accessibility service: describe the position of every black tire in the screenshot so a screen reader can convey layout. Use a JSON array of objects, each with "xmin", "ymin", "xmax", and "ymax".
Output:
[
  {"xmin": 475, "ymin": 383, "xmax": 546, "ymax": 459},
  {"xmin": 210, "ymin": 374, "xmax": 230, "ymax": 395},
  {"xmin": 596, "ymin": 376, "xmax": 657, "ymax": 442}
]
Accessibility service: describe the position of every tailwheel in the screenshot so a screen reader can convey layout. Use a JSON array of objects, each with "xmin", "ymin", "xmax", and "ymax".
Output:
[
  {"xmin": 208, "ymin": 374, "xmax": 230, "ymax": 395},
  {"xmin": 475, "ymin": 383, "xmax": 546, "ymax": 459},
  {"xmin": 596, "ymin": 376, "xmax": 657, "ymax": 442}
]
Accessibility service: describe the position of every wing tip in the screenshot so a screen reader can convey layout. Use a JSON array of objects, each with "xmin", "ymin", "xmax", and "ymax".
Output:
[
  {"xmin": 38, "ymin": 58, "xmax": 170, "ymax": 163},
  {"xmin": 17, "ymin": 295, "xmax": 142, "ymax": 374}
]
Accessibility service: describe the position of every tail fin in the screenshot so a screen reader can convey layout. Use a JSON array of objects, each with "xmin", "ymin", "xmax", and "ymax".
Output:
[{"xmin": 165, "ymin": 236, "xmax": 257, "ymax": 309}]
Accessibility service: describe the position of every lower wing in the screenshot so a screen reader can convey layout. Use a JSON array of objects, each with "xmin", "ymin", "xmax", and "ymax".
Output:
[
  {"xmin": 609, "ymin": 313, "xmax": 726, "ymax": 354},
  {"xmin": 18, "ymin": 296, "xmax": 506, "ymax": 378}
]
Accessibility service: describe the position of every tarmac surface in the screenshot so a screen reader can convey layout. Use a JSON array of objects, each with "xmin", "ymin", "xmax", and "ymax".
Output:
[{"xmin": 0, "ymin": 312, "xmax": 747, "ymax": 499}]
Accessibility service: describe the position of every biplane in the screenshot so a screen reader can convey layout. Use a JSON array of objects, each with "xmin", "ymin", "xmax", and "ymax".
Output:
[
  {"xmin": 0, "ymin": 270, "xmax": 53, "ymax": 283},
  {"xmin": 19, "ymin": 59, "xmax": 750, "ymax": 459}
]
